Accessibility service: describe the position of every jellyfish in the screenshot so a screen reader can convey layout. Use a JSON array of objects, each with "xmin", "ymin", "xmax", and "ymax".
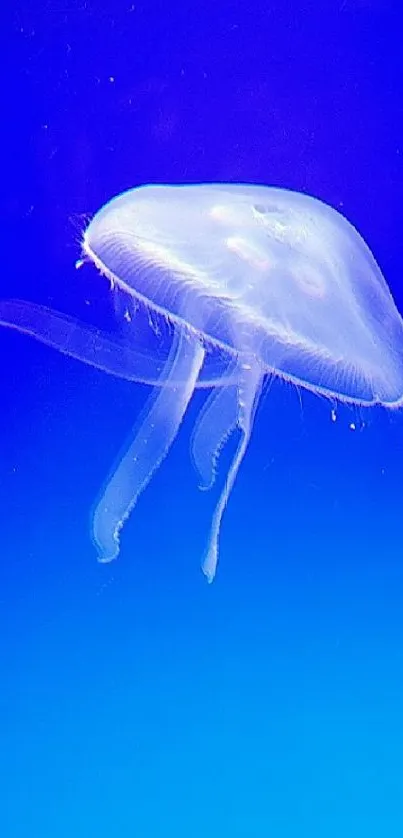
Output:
[{"xmin": 1, "ymin": 183, "xmax": 403, "ymax": 581}]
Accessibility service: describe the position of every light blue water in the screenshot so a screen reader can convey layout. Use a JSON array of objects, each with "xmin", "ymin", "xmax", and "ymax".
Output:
[{"xmin": 1, "ymin": 2, "xmax": 402, "ymax": 835}]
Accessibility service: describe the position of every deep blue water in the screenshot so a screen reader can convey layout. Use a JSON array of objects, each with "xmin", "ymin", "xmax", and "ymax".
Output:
[{"xmin": 1, "ymin": 2, "xmax": 403, "ymax": 835}]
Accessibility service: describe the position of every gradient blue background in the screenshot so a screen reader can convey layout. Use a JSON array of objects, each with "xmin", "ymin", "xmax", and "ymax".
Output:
[{"xmin": 2, "ymin": 1, "xmax": 403, "ymax": 835}]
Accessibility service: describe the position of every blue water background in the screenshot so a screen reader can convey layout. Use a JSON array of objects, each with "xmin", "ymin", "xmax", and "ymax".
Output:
[{"xmin": 1, "ymin": 2, "xmax": 403, "ymax": 835}]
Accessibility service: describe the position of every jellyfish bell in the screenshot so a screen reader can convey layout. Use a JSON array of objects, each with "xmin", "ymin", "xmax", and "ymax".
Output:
[
  {"xmin": 84, "ymin": 184, "xmax": 403, "ymax": 407},
  {"xmin": 1, "ymin": 183, "xmax": 402, "ymax": 581}
]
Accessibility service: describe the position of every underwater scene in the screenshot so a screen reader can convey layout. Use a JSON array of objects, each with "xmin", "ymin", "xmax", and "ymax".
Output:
[{"xmin": 2, "ymin": 2, "xmax": 402, "ymax": 836}]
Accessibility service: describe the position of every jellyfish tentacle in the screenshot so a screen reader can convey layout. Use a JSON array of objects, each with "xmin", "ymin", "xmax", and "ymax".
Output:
[
  {"xmin": 202, "ymin": 358, "xmax": 263, "ymax": 582},
  {"xmin": 0, "ymin": 299, "xmax": 170, "ymax": 383},
  {"xmin": 0, "ymin": 299, "xmax": 236, "ymax": 388},
  {"xmin": 191, "ymin": 369, "xmax": 239, "ymax": 490},
  {"xmin": 92, "ymin": 330, "xmax": 205, "ymax": 564}
]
